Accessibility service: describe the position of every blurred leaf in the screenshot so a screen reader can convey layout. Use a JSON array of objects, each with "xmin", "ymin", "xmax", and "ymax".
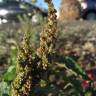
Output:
[
  {"xmin": 0, "ymin": 81, "xmax": 10, "ymax": 96},
  {"xmin": 40, "ymin": 79, "xmax": 47, "ymax": 87},
  {"xmin": 55, "ymin": 54, "xmax": 89, "ymax": 79},
  {"xmin": 68, "ymin": 76, "xmax": 83, "ymax": 94},
  {"xmin": 9, "ymin": 46, "xmax": 17, "ymax": 66},
  {"xmin": 7, "ymin": 65, "xmax": 15, "ymax": 73},
  {"xmin": 3, "ymin": 65, "xmax": 16, "ymax": 81},
  {"xmin": 85, "ymin": 92, "xmax": 92, "ymax": 96}
]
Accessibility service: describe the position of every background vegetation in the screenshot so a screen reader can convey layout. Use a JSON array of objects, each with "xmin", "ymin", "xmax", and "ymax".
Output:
[
  {"xmin": 0, "ymin": 20, "xmax": 96, "ymax": 96},
  {"xmin": 0, "ymin": 0, "xmax": 96, "ymax": 95}
]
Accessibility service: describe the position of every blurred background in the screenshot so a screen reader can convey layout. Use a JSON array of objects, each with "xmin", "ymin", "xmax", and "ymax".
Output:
[{"xmin": 0, "ymin": 0, "xmax": 96, "ymax": 96}]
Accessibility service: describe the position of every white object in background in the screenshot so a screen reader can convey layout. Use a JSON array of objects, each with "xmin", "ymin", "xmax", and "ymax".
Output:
[
  {"xmin": 81, "ymin": 2, "xmax": 87, "ymax": 9},
  {"xmin": 0, "ymin": 9, "xmax": 8, "ymax": 16},
  {"xmin": 2, "ymin": 19, "xmax": 8, "ymax": 23},
  {"xmin": 56, "ymin": 10, "xmax": 59, "ymax": 19},
  {"xmin": 0, "ymin": 18, "xmax": 2, "ymax": 24},
  {"xmin": 32, "ymin": 14, "xmax": 38, "ymax": 23}
]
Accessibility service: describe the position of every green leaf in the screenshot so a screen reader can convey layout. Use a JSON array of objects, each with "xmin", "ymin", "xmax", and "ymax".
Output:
[
  {"xmin": 55, "ymin": 55, "xmax": 89, "ymax": 80},
  {"xmin": 40, "ymin": 80, "xmax": 47, "ymax": 87},
  {"xmin": 7, "ymin": 66, "xmax": 15, "ymax": 73},
  {"xmin": 0, "ymin": 81, "xmax": 9, "ymax": 96},
  {"xmin": 65, "ymin": 57, "xmax": 86, "ymax": 76},
  {"xmin": 3, "ymin": 65, "xmax": 16, "ymax": 81}
]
